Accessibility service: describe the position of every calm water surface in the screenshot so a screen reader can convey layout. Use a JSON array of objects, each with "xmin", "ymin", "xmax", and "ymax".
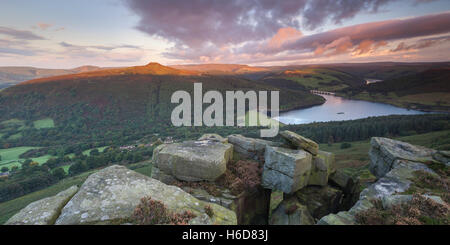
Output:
[{"xmin": 275, "ymin": 94, "xmax": 429, "ymax": 125}]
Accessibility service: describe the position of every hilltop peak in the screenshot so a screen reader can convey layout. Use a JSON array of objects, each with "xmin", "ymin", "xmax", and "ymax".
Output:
[
  {"xmin": 19, "ymin": 61, "xmax": 198, "ymax": 84},
  {"xmin": 145, "ymin": 62, "xmax": 163, "ymax": 67}
]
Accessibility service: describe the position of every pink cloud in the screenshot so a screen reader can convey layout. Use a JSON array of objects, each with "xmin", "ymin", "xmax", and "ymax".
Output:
[
  {"xmin": 124, "ymin": 0, "xmax": 397, "ymax": 48},
  {"xmin": 268, "ymin": 27, "xmax": 303, "ymax": 49},
  {"xmin": 36, "ymin": 23, "xmax": 52, "ymax": 30}
]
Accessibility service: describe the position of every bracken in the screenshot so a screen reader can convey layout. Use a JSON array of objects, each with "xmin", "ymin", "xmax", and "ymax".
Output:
[{"xmin": 132, "ymin": 196, "xmax": 197, "ymax": 225}]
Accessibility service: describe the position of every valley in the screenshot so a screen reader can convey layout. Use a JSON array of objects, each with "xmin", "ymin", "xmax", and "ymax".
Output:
[{"xmin": 0, "ymin": 61, "xmax": 449, "ymax": 226}]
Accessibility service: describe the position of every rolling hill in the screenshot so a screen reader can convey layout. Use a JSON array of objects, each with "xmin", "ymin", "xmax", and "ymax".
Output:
[
  {"xmin": 341, "ymin": 67, "xmax": 450, "ymax": 111},
  {"xmin": 0, "ymin": 62, "xmax": 324, "ymax": 146},
  {"xmin": 0, "ymin": 66, "xmax": 106, "ymax": 89}
]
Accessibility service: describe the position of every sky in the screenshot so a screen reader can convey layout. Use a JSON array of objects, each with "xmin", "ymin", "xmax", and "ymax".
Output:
[{"xmin": 0, "ymin": 0, "xmax": 449, "ymax": 68}]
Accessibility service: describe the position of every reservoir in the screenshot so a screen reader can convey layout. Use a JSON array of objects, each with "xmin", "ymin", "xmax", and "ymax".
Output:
[{"xmin": 276, "ymin": 94, "xmax": 429, "ymax": 125}]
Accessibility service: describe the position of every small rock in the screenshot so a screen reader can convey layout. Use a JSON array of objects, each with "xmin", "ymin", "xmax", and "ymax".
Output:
[
  {"xmin": 198, "ymin": 134, "xmax": 228, "ymax": 143},
  {"xmin": 317, "ymin": 211, "xmax": 356, "ymax": 225},
  {"xmin": 227, "ymin": 134, "xmax": 281, "ymax": 160},
  {"xmin": 308, "ymin": 150, "xmax": 335, "ymax": 186},
  {"xmin": 279, "ymin": 130, "xmax": 319, "ymax": 156}
]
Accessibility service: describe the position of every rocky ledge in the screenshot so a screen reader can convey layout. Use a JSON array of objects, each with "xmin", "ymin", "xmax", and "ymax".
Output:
[
  {"xmin": 318, "ymin": 137, "xmax": 449, "ymax": 225},
  {"xmin": 8, "ymin": 132, "xmax": 448, "ymax": 225},
  {"xmin": 7, "ymin": 165, "xmax": 236, "ymax": 225}
]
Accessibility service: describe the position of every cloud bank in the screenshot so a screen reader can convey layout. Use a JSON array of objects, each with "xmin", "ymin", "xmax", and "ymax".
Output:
[{"xmin": 123, "ymin": 0, "xmax": 450, "ymax": 64}]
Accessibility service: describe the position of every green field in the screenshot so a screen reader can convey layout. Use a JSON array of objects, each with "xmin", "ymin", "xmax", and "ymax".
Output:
[
  {"xmin": 0, "ymin": 118, "xmax": 55, "ymax": 141},
  {"xmin": 0, "ymin": 145, "xmax": 110, "ymax": 172},
  {"xmin": 0, "ymin": 118, "xmax": 25, "ymax": 126},
  {"xmin": 82, "ymin": 146, "xmax": 108, "ymax": 156},
  {"xmin": 33, "ymin": 118, "xmax": 55, "ymax": 129},
  {"xmin": 57, "ymin": 147, "xmax": 109, "ymax": 173},
  {"xmin": 0, "ymin": 147, "xmax": 40, "ymax": 170},
  {"xmin": 7, "ymin": 133, "xmax": 22, "ymax": 140},
  {"xmin": 282, "ymin": 68, "xmax": 352, "ymax": 92}
]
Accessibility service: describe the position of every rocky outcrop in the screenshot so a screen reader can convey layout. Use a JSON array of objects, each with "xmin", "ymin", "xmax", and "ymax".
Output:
[
  {"xmin": 55, "ymin": 165, "xmax": 236, "ymax": 225},
  {"xmin": 152, "ymin": 140, "xmax": 233, "ymax": 182},
  {"xmin": 369, "ymin": 137, "xmax": 436, "ymax": 178},
  {"xmin": 280, "ymin": 130, "xmax": 319, "ymax": 156},
  {"xmin": 360, "ymin": 159, "xmax": 436, "ymax": 199},
  {"xmin": 318, "ymin": 137, "xmax": 446, "ymax": 225},
  {"xmin": 262, "ymin": 146, "xmax": 312, "ymax": 194},
  {"xmin": 227, "ymin": 134, "xmax": 281, "ymax": 160},
  {"xmin": 6, "ymin": 186, "xmax": 78, "ymax": 225},
  {"xmin": 261, "ymin": 133, "xmax": 342, "ymax": 223}
]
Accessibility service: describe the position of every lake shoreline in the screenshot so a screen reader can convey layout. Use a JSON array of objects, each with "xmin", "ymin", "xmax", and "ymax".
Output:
[
  {"xmin": 337, "ymin": 93, "xmax": 450, "ymax": 113},
  {"xmin": 276, "ymin": 93, "xmax": 437, "ymax": 125}
]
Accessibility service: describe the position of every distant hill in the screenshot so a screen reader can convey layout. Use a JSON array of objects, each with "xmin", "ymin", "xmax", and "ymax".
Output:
[
  {"xmin": 341, "ymin": 67, "xmax": 450, "ymax": 111},
  {"xmin": 315, "ymin": 62, "xmax": 450, "ymax": 81},
  {"xmin": 0, "ymin": 66, "xmax": 104, "ymax": 89},
  {"xmin": 23, "ymin": 62, "xmax": 198, "ymax": 85},
  {"xmin": 171, "ymin": 64, "xmax": 271, "ymax": 74}
]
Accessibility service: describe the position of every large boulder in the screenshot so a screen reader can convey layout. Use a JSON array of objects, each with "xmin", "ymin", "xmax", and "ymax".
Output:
[
  {"xmin": 262, "ymin": 146, "xmax": 312, "ymax": 194},
  {"xmin": 55, "ymin": 165, "xmax": 236, "ymax": 225},
  {"xmin": 369, "ymin": 137, "xmax": 436, "ymax": 178},
  {"xmin": 227, "ymin": 134, "xmax": 281, "ymax": 160},
  {"xmin": 152, "ymin": 140, "xmax": 233, "ymax": 182},
  {"xmin": 280, "ymin": 130, "xmax": 319, "ymax": 156},
  {"xmin": 308, "ymin": 150, "xmax": 335, "ymax": 186},
  {"xmin": 360, "ymin": 160, "xmax": 435, "ymax": 200},
  {"xmin": 6, "ymin": 186, "xmax": 78, "ymax": 225},
  {"xmin": 269, "ymin": 197, "xmax": 315, "ymax": 225}
]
